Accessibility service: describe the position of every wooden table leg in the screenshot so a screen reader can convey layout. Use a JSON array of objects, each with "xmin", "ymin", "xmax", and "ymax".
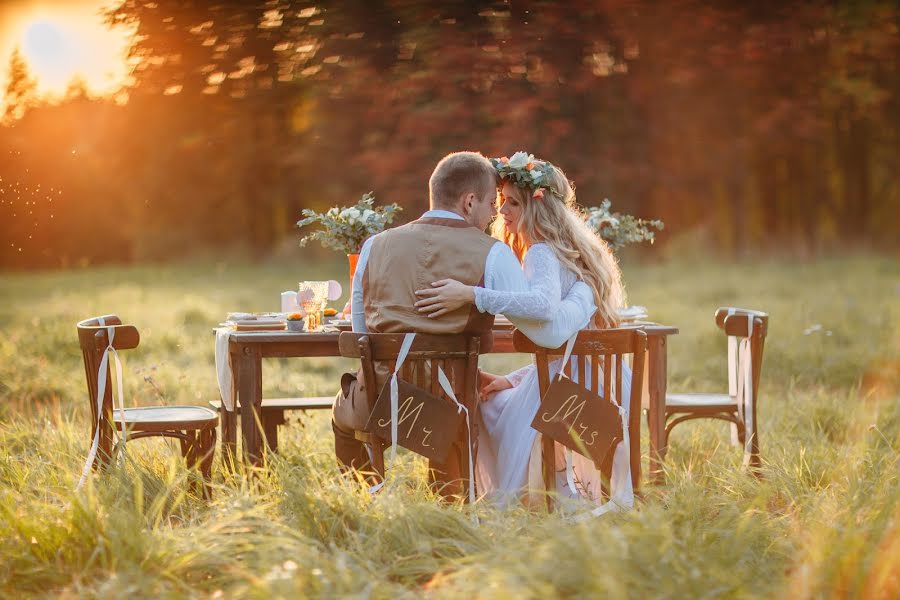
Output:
[
  {"xmin": 236, "ymin": 344, "xmax": 264, "ymax": 466},
  {"xmin": 221, "ymin": 407, "xmax": 238, "ymax": 472},
  {"xmin": 647, "ymin": 335, "xmax": 668, "ymax": 484}
]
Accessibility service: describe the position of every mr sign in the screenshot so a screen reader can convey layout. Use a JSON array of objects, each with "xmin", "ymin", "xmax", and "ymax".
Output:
[
  {"xmin": 367, "ymin": 378, "xmax": 463, "ymax": 463},
  {"xmin": 530, "ymin": 374, "xmax": 622, "ymax": 466}
]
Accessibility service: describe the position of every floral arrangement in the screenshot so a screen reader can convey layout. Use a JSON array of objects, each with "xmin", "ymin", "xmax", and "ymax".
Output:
[
  {"xmin": 297, "ymin": 192, "xmax": 402, "ymax": 255},
  {"xmin": 584, "ymin": 199, "xmax": 664, "ymax": 251},
  {"xmin": 286, "ymin": 312, "xmax": 306, "ymax": 321},
  {"xmin": 491, "ymin": 151, "xmax": 664, "ymax": 251},
  {"xmin": 490, "ymin": 151, "xmax": 560, "ymax": 200}
]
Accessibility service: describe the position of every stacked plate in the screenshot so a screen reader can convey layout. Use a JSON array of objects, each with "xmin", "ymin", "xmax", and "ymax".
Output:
[
  {"xmin": 617, "ymin": 305, "xmax": 649, "ymax": 322},
  {"xmin": 224, "ymin": 313, "xmax": 287, "ymax": 331}
]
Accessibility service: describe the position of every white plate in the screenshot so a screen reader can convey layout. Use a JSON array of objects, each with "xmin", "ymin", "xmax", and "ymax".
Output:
[{"xmin": 617, "ymin": 306, "xmax": 648, "ymax": 320}]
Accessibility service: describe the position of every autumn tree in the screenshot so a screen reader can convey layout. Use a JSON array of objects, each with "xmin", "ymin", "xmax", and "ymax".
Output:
[{"xmin": 2, "ymin": 48, "xmax": 37, "ymax": 123}]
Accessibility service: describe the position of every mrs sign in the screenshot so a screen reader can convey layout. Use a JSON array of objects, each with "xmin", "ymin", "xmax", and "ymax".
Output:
[{"xmin": 532, "ymin": 372, "xmax": 623, "ymax": 466}]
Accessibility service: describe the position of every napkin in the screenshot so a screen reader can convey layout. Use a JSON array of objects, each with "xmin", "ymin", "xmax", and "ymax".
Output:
[{"xmin": 215, "ymin": 327, "xmax": 235, "ymax": 411}]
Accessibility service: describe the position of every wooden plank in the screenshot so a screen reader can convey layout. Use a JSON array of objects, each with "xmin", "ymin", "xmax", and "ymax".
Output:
[
  {"xmin": 603, "ymin": 353, "xmax": 612, "ymax": 404},
  {"xmin": 513, "ymin": 329, "xmax": 641, "ymax": 356}
]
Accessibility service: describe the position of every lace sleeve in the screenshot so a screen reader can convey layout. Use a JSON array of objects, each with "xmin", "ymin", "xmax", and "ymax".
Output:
[{"xmin": 474, "ymin": 244, "xmax": 561, "ymax": 321}]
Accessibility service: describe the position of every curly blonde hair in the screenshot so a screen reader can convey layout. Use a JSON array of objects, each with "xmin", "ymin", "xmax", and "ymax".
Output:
[{"xmin": 491, "ymin": 162, "xmax": 625, "ymax": 328}]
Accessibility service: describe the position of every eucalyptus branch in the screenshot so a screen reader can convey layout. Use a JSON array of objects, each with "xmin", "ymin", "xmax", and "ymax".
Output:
[{"xmin": 297, "ymin": 192, "xmax": 402, "ymax": 255}]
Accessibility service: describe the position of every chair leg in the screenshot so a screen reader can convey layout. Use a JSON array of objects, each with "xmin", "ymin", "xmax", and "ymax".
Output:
[
  {"xmin": 221, "ymin": 408, "xmax": 238, "ymax": 471},
  {"xmin": 179, "ymin": 434, "xmax": 192, "ymax": 461},
  {"xmin": 542, "ymin": 435, "xmax": 556, "ymax": 512},
  {"xmin": 180, "ymin": 431, "xmax": 203, "ymax": 495},
  {"xmin": 370, "ymin": 439, "xmax": 385, "ymax": 479},
  {"xmin": 428, "ymin": 443, "xmax": 465, "ymax": 500},
  {"xmin": 747, "ymin": 418, "xmax": 762, "ymax": 472},
  {"xmin": 598, "ymin": 447, "xmax": 615, "ymax": 501},
  {"xmin": 660, "ymin": 415, "xmax": 672, "ymax": 463},
  {"xmin": 199, "ymin": 428, "xmax": 215, "ymax": 499}
]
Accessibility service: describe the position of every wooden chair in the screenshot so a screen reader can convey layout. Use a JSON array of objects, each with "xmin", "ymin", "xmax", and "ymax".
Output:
[
  {"xmin": 663, "ymin": 307, "xmax": 768, "ymax": 469},
  {"xmin": 77, "ymin": 315, "xmax": 218, "ymax": 491},
  {"xmin": 514, "ymin": 328, "xmax": 647, "ymax": 511},
  {"xmin": 209, "ymin": 396, "xmax": 333, "ymax": 456},
  {"xmin": 338, "ymin": 332, "xmax": 480, "ymax": 500}
]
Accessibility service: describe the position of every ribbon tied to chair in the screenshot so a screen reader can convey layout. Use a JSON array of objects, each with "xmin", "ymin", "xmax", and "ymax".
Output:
[
  {"xmin": 369, "ymin": 332, "xmax": 477, "ymax": 509},
  {"xmin": 75, "ymin": 317, "xmax": 128, "ymax": 490},
  {"xmin": 548, "ymin": 335, "xmax": 633, "ymax": 520},
  {"xmin": 727, "ymin": 309, "xmax": 756, "ymax": 468}
]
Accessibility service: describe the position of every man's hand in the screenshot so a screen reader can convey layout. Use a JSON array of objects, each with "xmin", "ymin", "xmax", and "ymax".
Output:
[
  {"xmin": 478, "ymin": 369, "xmax": 513, "ymax": 398},
  {"xmin": 414, "ymin": 279, "xmax": 476, "ymax": 318}
]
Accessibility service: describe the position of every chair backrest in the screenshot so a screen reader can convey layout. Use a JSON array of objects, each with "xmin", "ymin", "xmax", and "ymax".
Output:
[
  {"xmin": 76, "ymin": 315, "xmax": 140, "ymax": 457},
  {"xmin": 513, "ymin": 328, "xmax": 648, "ymax": 495},
  {"xmin": 713, "ymin": 307, "xmax": 768, "ymax": 401},
  {"xmin": 338, "ymin": 332, "xmax": 482, "ymax": 417}
]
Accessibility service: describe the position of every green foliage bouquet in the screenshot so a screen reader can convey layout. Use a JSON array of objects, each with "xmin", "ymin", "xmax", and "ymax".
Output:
[
  {"xmin": 297, "ymin": 192, "xmax": 402, "ymax": 255},
  {"xmin": 585, "ymin": 199, "xmax": 664, "ymax": 251}
]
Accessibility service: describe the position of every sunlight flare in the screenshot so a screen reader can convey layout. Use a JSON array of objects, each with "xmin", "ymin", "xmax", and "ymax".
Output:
[{"xmin": 3, "ymin": 2, "xmax": 133, "ymax": 101}]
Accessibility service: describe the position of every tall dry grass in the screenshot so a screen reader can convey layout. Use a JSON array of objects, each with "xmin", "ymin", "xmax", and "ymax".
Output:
[{"xmin": 1, "ymin": 255, "xmax": 897, "ymax": 597}]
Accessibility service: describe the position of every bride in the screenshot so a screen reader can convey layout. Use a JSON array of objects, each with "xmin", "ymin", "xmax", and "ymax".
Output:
[{"xmin": 414, "ymin": 152, "xmax": 632, "ymax": 510}]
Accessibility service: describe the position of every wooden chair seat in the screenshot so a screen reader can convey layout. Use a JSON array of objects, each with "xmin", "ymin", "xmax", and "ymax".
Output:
[
  {"xmin": 666, "ymin": 392, "xmax": 737, "ymax": 410},
  {"xmin": 114, "ymin": 405, "xmax": 219, "ymax": 432}
]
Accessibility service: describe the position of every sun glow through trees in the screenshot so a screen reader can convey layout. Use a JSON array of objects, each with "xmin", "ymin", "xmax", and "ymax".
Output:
[{"xmin": 2, "ymin": 1, "xmax": 133, "ymax": 105}]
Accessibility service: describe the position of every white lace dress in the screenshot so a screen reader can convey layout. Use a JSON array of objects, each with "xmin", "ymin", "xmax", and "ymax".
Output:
[{"xmin": 474, "ymin": 243, "xmax": 634, "ymax": 512}]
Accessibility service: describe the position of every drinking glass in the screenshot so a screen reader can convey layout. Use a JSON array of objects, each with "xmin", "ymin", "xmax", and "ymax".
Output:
[{"xmin": 298, "ymin": 281, "xmax": 329, "ymax": 330}]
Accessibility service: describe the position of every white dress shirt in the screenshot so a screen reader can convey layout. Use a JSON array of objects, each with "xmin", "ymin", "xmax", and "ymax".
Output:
[{"xmin": 351, "ymin": 210, "xmax": 596, "ymax": 348}]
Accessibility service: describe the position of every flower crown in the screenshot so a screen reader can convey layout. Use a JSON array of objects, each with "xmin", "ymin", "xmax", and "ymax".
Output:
[{"xmin": 490, "ymin": 151, "xmax": 560, "ymax": 200}]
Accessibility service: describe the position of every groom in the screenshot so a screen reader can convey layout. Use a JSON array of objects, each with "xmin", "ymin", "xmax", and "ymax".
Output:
[{"xmin": 332, "ymin": 151, "xmax": 596, "ymax": 479}]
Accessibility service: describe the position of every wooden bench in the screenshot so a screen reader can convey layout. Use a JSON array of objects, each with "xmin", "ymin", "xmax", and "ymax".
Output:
[{"xmin": 210, "ymin": 396, "xmax": 334, "ymax": 455}]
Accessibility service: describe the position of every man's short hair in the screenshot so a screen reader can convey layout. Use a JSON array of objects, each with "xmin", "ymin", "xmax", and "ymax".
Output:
[{"xmin": 429, "ymin": 151, "xmax": 497, "ymax": 210}]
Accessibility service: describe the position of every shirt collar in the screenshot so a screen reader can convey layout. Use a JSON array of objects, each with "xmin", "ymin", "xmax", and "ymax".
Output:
[{"xmin": 422, "ymin": 209, "xmax": 465, "ymax": 221}]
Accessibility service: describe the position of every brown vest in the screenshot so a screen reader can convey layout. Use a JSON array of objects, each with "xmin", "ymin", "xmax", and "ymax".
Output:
[
  {"xmin": 363, "ymin": 216, "xmax": 498, "ymax": 345},
  {"xmin": 334, "ymin": 217, "xmax": 497, "ymax": 434}
]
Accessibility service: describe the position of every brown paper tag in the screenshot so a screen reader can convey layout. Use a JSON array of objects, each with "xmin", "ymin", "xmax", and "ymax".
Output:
[{"xmin": 366, "ymin": 378, "xmax": 464, "ymax": 463}]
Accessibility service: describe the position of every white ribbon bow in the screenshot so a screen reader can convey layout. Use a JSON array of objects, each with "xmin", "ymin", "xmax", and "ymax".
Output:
[
  {"xmin": 368, "ymin": 333, "xmax": 479, "ymax": 515},
  {"xmin": 437, "ymin": 366, "xmax": 477, "ymax": 508},
  {"xmin": 557, "ymin": 334, "xmax": 580, "ymax": 497},
  {"xmin": 369, "ymin": 332, "xmax": 416, "ymax": 494},
  {"xmin": 75, "ymin": 317, "xmax": 127, "ymax": 490},
  {"xmin": 550, "ymin": 333, "xmax": 634, "ymax": 521},
  {"xmin": 727, "ymin": 309, "xmax": 755, "ymax": 467}
]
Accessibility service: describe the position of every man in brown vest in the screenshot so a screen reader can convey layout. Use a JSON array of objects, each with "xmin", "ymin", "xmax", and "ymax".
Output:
[{"xmin": 333, "ymin": 151, "xmax": 596, "ymax": 481}]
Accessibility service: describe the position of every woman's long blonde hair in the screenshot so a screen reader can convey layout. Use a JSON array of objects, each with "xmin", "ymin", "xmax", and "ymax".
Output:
[{"xmin": 491, "ymin": 162, "xmax": 625, "ymax": 328}]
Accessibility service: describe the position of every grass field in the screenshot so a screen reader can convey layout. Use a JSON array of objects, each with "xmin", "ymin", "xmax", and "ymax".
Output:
[{"xmin": 1, "ymin": 255, "xmax": 898, "ymax": 598}]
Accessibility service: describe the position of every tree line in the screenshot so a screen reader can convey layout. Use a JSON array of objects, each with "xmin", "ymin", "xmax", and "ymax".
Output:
[{"xmin": 1, "ymin": 0, "xmax": 897, "ymax": 269}]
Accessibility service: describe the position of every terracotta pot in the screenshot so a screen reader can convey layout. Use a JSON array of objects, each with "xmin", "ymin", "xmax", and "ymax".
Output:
[{"xmin": 346, "ymin": 253, "xmax": 360, "ymax": 316}]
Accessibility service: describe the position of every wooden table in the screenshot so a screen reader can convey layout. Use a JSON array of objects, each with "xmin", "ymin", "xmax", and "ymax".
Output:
[{"xmin": 224, "ymin": 324, "xmax": 677, "ymax": 481}]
